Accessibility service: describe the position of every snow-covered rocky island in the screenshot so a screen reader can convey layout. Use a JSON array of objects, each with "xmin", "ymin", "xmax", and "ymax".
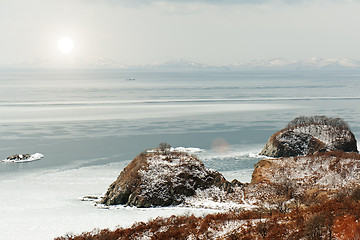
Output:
[
  {"xmin": 2, "ymin": 153, "xmax": 44, "ymax": 163},
  {"xmin": 100, "ymin": 144, "xmax": 243, "ymax": 208},
  {"xmin": 57, "ymin": 116, "xmax": 360, "ymax": 239},
  {"xmin": 260, "ymin": 116, "xmax": 358, "ymax": 157}
]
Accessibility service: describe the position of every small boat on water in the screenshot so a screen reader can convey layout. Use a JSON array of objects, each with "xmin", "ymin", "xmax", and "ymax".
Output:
[{"xmin": 2, "ymin": 153, "xmax": 44, "ymax": 163}]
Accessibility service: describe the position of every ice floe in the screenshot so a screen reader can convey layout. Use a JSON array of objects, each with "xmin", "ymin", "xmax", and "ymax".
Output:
[{"xmin": 2, "ymin": 153, "xmax": 44, "ymax": 163}]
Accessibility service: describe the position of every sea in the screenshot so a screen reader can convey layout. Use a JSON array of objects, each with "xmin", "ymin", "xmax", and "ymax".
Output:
[{"xmin": 1, "ymin": 68, "xmax": 360, "ymax": 239}]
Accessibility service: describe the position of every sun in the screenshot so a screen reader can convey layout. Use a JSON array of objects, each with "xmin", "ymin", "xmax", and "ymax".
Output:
[{"xmin": 58, "ymin": 37, "xmax": 74, "ymax": 54}]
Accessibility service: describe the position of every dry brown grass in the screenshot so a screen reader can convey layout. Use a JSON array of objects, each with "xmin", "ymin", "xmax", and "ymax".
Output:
[{"xmin": 56, "ymin": 190, "xmax": 360, "ymax": 240}]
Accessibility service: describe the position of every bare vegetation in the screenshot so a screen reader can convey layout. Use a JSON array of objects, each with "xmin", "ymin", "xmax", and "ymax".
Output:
[
  {"xmin": 56, "ymin": 191, "xmax": 360, "ymax": 240},
  {"xmin": 286, "ymin": 115, "xmax": 350, "ymax": 130},
  {"xmin": 158, "ymin": 142, "xmax": 172, "ymax": 154}
]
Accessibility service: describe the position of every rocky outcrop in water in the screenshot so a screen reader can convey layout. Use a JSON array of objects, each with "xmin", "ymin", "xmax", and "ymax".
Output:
[
  {"xmin": 260, "ymin": 116, "xmax": 358, "ymax": 158},
  {"xmin": 101, "ymin": 148, "xmax": 231, "ymax": 207},
  {"xmin": 6, "ymin": 154, "xmax": 31, "ymax": 161},
  {"xmin": 2, "ymin": 153, "xmax": 44, "ymax": 163}
]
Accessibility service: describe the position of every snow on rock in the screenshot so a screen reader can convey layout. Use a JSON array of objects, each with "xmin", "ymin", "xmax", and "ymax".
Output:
[
  {"xmin": 170, "ymin": 147, "xmax": 203, "ymax": 153},
  {"xmin": 146, "ymin": 147, "xmax": 203, "ymax": 154},
  {"xmin": 260, "ymin": 116, "xmax": 357, "ymax": 158},
  {"xmin": 2, "ymin": 153, "xmax": 44, "ymax": 163},
  {"xmin": 101, "ymin": 149, "xmax": 232, "ymax": 208},
  {"xmin": 183, "ymin": 186, "xmax": 256, "ymax": 211},
  {"xmin": 250, "ymin": 151, "xmax": 360, "ymax": 204}
]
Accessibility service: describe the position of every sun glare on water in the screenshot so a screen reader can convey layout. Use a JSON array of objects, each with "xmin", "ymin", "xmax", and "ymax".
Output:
[{"xmin": 58, "ymin": 37, "xmax": 74, "ymax": 54}]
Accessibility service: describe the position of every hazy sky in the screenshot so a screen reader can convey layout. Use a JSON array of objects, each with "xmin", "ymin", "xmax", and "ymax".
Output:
[{"xmin": 1, "ymin": 0, "xmax": 360, "ymax": 65}]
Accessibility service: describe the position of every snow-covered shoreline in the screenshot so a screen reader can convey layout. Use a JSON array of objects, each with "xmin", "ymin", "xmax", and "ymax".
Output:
[{"xmin": 0, "ymin": 160, "xmax": 237, "ymax": 240}]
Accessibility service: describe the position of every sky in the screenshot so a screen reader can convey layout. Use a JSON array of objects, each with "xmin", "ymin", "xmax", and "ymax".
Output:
[{"xmin": 1, "ymin": 0, "xmax": 360, "ymax": 66}]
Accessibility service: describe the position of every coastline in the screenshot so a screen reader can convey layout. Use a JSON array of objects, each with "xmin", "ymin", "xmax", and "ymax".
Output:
[{"xmin": 0, "ymin": 149, "xmax": 257, "ymax": 240}]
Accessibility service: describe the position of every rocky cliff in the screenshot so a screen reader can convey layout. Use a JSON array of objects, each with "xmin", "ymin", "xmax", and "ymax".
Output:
[
  {"xmin": 245, "ymin": 151, "xmax": 360, "ymax": 208},
  {"xmin": 101, "ymin": 148, "xmax": 231, "ymax": 207},
  {"xmin": 252, "ymin": 151, "xmax": 360, "ymax": 189},
  {"xmin": 260, "ymin": 116, "xmax": 358, "ymax": 158}
]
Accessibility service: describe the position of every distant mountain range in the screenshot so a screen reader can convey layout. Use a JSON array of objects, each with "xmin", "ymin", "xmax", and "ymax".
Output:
[
  {"xmin": 4, "ymin": 57, "xmax": 360, "ymax": 70},
  {"xmin": 8, "ymin": 57, "xmax": 127, "ymax": 69},
  {"xmin": 237, "ymin": 57, "xmax": 360, "ymax": 69}
]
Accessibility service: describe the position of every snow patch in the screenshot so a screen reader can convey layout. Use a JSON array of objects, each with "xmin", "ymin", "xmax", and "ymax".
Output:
[
  {"xmin": 262, "ymin": 155, "xmax": 360, "ymax": 189},
  {"xmin": 292, "ymin": 124, "xmax": 353, "ymax": 147},
  {"xmin": 147, "ymin": 146, "xmax": 203, "ymax": 154},
  {"xmin": 138, "ymin": 154, "xmax": 207, "ymax": 202},
  {"xmin": 170, "ymin": 147, "xmax": 203, "ymax": 153},
  {"xmin": 183, "ymin": 187, "xmax": 257, "ymax": 211}
]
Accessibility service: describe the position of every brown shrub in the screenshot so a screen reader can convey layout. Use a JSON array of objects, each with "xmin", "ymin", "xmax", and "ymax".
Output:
[
  {"xmin": 56, "ymin": 189, "xmax": 360, "ymax": 240},
  {"xmin": 351, "ymin": 187, "xmax": 360, "ymax": 201},
  {"xmin": 303, "ymin": 213, "xmax": 327, "ymax": 239},
  {"xmin": 256, "ymin": 221, "xmax": 270, "ymax": 239},
  {"xmin": 333, "ymin": 215, "xmax": 360, "ymax": 240}
]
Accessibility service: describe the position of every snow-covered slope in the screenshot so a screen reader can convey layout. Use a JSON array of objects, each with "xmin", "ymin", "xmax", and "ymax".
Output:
[
  {"xmin": 253, "ymin": 152, "xmax": 360, "ymax": 189},
  {"xmin": 245, "ymin": 151, "xmax": 360, "ymax": 207}
]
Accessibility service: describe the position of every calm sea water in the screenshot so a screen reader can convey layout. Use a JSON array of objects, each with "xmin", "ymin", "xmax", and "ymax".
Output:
[
  {"xmin": 1, "ymin": 68, "xmax": 360, "ymax": 239},
  {"xmin": 1, "ymin": 68, "xmax": 360, "ymax": 177}
]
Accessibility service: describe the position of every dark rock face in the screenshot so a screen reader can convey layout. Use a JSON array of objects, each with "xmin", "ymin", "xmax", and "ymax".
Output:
[
  {"xmin": 260, "ymin": 116, "xmax": 358, "ymax": 158},
  {"xmin": 260, "ymin": 130, "xmax": 326, "ymax": 158},
  {"xmin": 101, "ymin": 150, "xmax": 230, "ymax": 207},
  {"xmin": 7, "ymin": 154, "xmax": 31, "ymax": 160}
]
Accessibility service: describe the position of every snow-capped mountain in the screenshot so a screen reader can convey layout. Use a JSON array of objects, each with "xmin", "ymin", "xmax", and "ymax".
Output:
[
  {"xmin": 9, "ymin": 57, "xmax": 127, "ymax": 69},
  {"xmin": 138, "ymin": 58, "xmax": 360, "ymax": 70},
  {"xmin": 247, "ymin": 58, "xmax": 298, "ymax": 68},
  {"xmin": 3, "ymin": 57, "xmax": 360, "ymax": 70},
  {"xmin": 299, "ymin": 57, "xmax": 360, "ymax": 68},
  {"xmin": 235, "ymin": 57, "xmax": 360, "ymax": 69},
  {"xmin": 133, "ymin": 59, "xmax": 214, "ymax": 69}
]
